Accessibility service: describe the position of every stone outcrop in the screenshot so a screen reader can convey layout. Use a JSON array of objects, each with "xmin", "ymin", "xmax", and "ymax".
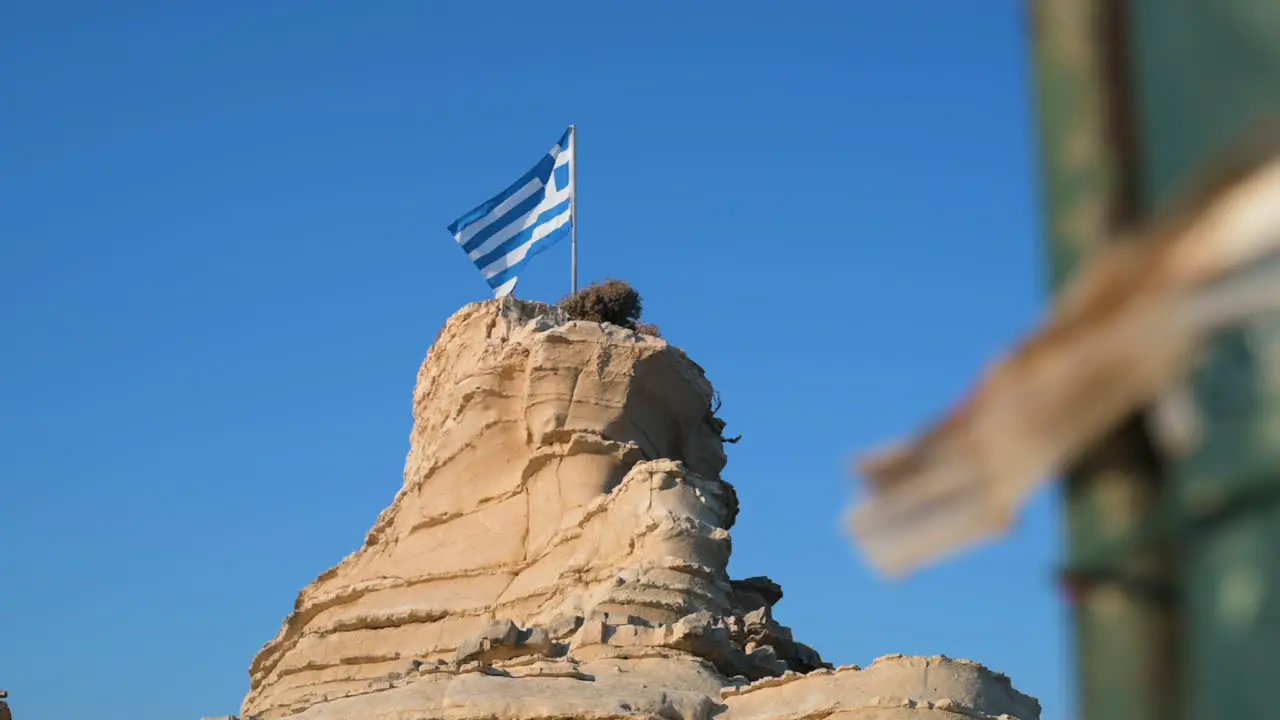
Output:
[
  {"xmin": 237, "ymin": 298, "xmax": 1041, "ymax": 720},
  {"xmin": 724, "ymin": 656, "xmax": 1041, "ymax": 720}
]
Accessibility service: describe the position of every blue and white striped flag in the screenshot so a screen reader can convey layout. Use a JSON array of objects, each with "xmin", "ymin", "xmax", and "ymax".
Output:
[{"xmin": 447, "ymin": 127, "xmax": 575, "ymax": 297}]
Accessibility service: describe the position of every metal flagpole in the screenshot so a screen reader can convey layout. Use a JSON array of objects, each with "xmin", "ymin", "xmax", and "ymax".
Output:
[{"xmin": 570, "ymin": 124, "xmax": 578, "ymax": 294}]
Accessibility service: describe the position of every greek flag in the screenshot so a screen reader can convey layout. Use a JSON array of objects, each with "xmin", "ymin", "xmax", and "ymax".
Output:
[{"xmin": 447, "ymin": 127, "xmax": 575, "ymax": 297}]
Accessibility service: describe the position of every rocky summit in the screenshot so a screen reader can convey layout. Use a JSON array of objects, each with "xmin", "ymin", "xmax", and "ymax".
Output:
[{"xmin": 229, "ymin": 297, "xmax": 1041, "ymax": 720}]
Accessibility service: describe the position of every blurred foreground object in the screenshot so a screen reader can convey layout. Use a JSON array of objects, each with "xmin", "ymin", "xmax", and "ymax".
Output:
[
  {"xmin": 848, "ymin": 2, "xmax": 1280, "ymax": 719},
  {"xmin": 848, "ymin": 127, "xmax": 1280, "ymax": 577}
]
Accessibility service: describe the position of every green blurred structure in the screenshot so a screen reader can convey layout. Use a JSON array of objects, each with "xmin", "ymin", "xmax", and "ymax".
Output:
[{"xmin": 1029, "ymin": 1, "xmax": 1280, "ymax": 718}]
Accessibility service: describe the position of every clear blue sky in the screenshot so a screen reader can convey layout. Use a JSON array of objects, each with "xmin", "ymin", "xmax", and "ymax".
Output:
[{"xmin": 0, "ymin": 2, "xmax": 1068, "ymax": 718}]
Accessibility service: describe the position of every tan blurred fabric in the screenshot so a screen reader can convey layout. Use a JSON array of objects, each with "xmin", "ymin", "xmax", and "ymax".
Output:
[{"xmin": 847, "ymin": 128, "xmax": 1280, "ymax": 578}]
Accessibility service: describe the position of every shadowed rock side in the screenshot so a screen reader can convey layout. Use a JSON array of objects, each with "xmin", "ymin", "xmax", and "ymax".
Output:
[{"xmin": 238, "ymin": 298, "xmax": 1040, "ymax": 720}]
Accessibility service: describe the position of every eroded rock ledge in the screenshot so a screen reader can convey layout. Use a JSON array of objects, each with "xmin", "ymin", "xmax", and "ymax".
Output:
[{"xmin": 235, "ymin": 298, "xmax": 1040, "ymax": 720}]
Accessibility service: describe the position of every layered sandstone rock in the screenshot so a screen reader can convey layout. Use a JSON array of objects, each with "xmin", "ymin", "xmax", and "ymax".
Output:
[
  {"xmin": 723, "ymin": 655, "xmax": 1041, "ymax": 720},
  {"xmin": 268, "ymin": 654, "xmax": 1039, "ymax": 720},
  {"xmin": 238, "ymin": 298, "xmax": 1040, "ymax": 720}
]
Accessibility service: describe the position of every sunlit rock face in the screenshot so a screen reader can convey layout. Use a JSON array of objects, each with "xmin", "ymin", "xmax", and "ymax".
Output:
[{"xmin": 237, "ymin": 298, "xmax": 1040, "ymax": 720}]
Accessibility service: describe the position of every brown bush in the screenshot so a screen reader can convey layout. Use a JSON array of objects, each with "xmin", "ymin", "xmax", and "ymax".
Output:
[
  {"xmin": 634, "ymin": 322, "xmax": 661, "ymax": 337},
  {"xmin": 559, "ymin": 279, "xmax": 644, "ymax": 329}
]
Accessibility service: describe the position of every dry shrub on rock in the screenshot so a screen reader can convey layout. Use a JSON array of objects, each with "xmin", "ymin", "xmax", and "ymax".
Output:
[
  {"xmin": 559, "ymin": 279, "xmax": 647, "ymax": 331},
  {"xmin": 634, "ymin": 322, "xmax": 661, "ymax": 337}
]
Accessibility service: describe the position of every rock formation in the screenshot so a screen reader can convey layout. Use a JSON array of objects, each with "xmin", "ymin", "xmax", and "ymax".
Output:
[{"xmin": 236, "ymin": 298, "xmax": 1041, "ymax": 720}]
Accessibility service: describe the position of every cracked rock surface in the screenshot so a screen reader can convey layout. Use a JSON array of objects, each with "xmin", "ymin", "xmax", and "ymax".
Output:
[{"xmin": 236, "ymin": 298, "xmax": 1040, "ymax": 720}]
